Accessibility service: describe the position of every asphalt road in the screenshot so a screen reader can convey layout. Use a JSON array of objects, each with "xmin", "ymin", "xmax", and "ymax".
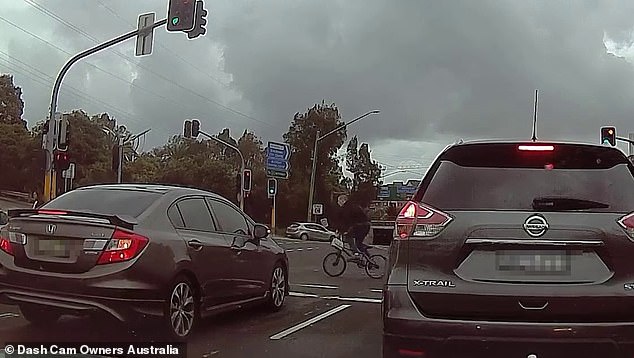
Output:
[{"xmin": 0, "ymin": 236, "xmax": 387, "ymax": 358}]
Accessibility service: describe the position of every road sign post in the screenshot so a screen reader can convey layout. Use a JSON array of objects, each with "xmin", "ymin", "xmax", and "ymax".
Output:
[{"xmin": 135, "ymin": 13, "xmax": 156, "ymax": 57}]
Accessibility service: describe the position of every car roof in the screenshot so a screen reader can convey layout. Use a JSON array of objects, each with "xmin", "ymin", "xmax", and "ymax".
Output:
[{"xmin": 74, "ymin": 183, "xmax": 227, "ymax": 200}]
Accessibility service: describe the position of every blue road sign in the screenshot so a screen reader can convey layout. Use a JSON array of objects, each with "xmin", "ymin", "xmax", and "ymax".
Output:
[
  {"xmin": 266, "ymin": 141, "xmax": 290, "ymax": 179},
  {"xmin": 267, "ymin": 158, "xmax": 289, "ymax": 171}
]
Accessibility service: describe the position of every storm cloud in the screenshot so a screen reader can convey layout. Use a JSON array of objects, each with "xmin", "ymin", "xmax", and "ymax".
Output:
[{"xmin": 2, "ymin": 0, "xmax": 634, "ymax": 176}]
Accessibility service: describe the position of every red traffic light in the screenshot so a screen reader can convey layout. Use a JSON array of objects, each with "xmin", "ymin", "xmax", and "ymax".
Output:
[{"xmin": 54, "ymin": 151, "xmax": 71, "ymax": 171}]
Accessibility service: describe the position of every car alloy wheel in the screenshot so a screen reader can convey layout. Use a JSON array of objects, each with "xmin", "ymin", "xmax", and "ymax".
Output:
[
  {"xmin": 169, "ymin": 281, "xmax": 196, "ymax": 338},
  {"xmin": 300, "ymin": 233, "xmax": 309, "ymax": 241},
  {"xmin": 270, "ymin": 265, "xmax": 286, "ymax": 309}
]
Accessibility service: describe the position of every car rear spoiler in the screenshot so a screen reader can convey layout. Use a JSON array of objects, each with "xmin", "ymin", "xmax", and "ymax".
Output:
[{"xmin": 7, "ymin": 209, "xmax": 138, "ymax": 230}]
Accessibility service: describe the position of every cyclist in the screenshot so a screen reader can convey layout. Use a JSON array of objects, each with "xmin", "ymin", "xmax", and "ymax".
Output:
[{"xmin": 335, "ymin": 196, "xmax": 371, "ymax": 261}]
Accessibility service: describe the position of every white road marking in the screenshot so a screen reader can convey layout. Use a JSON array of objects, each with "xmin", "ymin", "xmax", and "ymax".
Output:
[
  {"xmin": 289, "ymin": 292, "xmax": 320, "ymax": 298},
  {"xmin": 370, "ymin": 289, "xmax": 383, "ymax": 293},
  {"xmin": 296, "ymin": 284, "xmax": 338, "ymax": 290},
  {"xmin": 322, "ymin": 296, "xmax": 382, "ymax": 304},
  {"xmin": 0, "ymin": 313, "xmax": 19, "ymax": 319},
  {"xmin": 289, "ymin": 291, "xmax": 382, "ymax": 304},
  {"xmin": 286, "ymin": 249, "xmax": 295, "ymax": 252},
  {"xmin": 296, "ymin": 248, "xmax": 303, "ymax": 251},
  {"xmin": 269, "ymin": 304, "xmax": 351, "ymax": 340}
]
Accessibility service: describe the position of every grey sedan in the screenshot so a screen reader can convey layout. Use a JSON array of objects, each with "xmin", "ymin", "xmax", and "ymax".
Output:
[{"xmin": 286, "ymin": 222, "xmax": 337, "ymax": 241}]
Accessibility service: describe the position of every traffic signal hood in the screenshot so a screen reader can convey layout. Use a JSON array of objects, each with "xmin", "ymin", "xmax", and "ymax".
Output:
[
  {"xmin": 54, "ymin": 151, "xmax": 71, "ymax": 171},
  {"xmin": 187, "ymin": 1, "xmax": 208, "ymax": 39},
  {"xmin": 183, "ymin": 120, "xmax": 192, "ymax": 138},
  {"xmin": 267, "ymin": 178, "xmax": 277, "ymax": 197},
  {"xmin": 191, "ymin": 120, "xmax": 200, "ymax": 138},
  {"xmin": 57, "ymin": 116, "xmax": 70, "ymax": 151},
  {"xmin": 167, "ymin": 0, "xmax": 196, "ymax": 32},
  {"xmin": 601, "ymin": 126, "xmax": 616, "ymax": 146},
  {"xmin": 243, "ymin": 169, "xmax": 252, "ymax": 192}
]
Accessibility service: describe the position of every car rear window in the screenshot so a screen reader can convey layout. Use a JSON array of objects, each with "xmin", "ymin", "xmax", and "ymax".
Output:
[
  {"xmin": 419, "ymin": 143, "xmax": 634, "ymax": 212},
  {"xmin": 42, "ymin": 189, "xmax": 163, "ymax": 218}
]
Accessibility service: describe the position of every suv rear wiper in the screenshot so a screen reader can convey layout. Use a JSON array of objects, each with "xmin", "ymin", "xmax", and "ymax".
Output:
[{"xmin": 532, "ymin": 197, "xmax": 610, "ymax": 211}]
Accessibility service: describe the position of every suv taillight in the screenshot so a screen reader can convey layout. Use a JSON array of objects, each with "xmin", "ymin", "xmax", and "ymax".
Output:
[
  {"xmin": 0, "ymin": 237, "xmax": 12, "ymax": 255},
  {"xmin": 618, "ymin": 212, "xmax": 634, "ymax": 240},
  {"xmin": 395, "ymin": 201, "xmax": 452, "ymax": 239},
  {"xmin": 97, "ymin": 228, "xmax": 149, "ymax": 265}
]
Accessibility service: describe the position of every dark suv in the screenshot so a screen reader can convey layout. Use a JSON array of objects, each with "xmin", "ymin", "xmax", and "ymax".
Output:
[{"xmin": 383, "ymin": 141, "xmax": 634, "ymax": 358}]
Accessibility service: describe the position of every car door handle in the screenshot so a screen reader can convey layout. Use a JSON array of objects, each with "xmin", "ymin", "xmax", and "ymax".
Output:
[{"xmin": 187, "ymin": 239, "xmax": 203, "ymax": 251}]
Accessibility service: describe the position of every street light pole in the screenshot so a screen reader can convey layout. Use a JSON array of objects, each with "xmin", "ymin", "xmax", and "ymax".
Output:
[
  {"xmin": 43, "ymin": 18, "xmax": 167, "ymax": 202},
  {"xmin": 199, "ymin": 130, "xmax": 246, "ymax": 211},
  {"xmin": 306, "ymin": 110, "xmax": 380, "ymax": 222}
]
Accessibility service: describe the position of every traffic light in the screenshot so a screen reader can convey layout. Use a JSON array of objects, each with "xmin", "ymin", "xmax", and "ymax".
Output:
[
  {"xmin": 601, "ymin": 126, "xmax": 616, "ymax": 146},
  {"xmin": 183, "ymin": 120, "xmax": 192, "ymax": 138},
  {"xmin": 191, "ymin": 119, "xmax": 200, "ymax": 138},
  {"xmin": 267, "ymin": 178, "xmax": 277, "ymax": 197},
  {"xmin": 167, "ymin": 0, "xmax": 196, "ymax": 32},
  {"xmin": 243, "ymin": 169, "xmax": 252, "ymax": 192},
  {"xmin": 186, "ymin": 1, "xmax": 208, "ymax": 39},
  {"xmin": 54, "ymin": 151, "xmax": 71, "ymax": 171},
  {"xmin": 57, "ymin": 115, "xmax": 70, "ymax": 151}
]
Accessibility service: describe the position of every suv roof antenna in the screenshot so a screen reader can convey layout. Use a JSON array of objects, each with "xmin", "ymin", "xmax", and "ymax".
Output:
[{"xmin": 531, "ymin": 89, "xmax": 538, "ymax": 142}]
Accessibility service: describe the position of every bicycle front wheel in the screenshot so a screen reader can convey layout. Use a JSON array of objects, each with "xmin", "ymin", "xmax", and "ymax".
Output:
[
  {"xmin": 365, "ymin": 254, "xmax": 387, "ymax": 279},
  {"xmin": 323, "ymin": 252, "xmax": 347, "ymax": 277}
]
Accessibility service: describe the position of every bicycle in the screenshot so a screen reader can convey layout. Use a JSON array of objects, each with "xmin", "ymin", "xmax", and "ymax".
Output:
[{"xmin": 322, "ymin": 233, "xmax": 387, "ymax": 279}]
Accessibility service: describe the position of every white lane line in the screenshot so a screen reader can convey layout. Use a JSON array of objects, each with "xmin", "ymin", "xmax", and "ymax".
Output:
[
  {"xmin": 269, "ymin": 304, "xmax": 351, "ymax": 340},
  {"xmin": 370, "ymin": 289, "xmax": 383, "ymax": 293},
  {"xmin": 0, "ymin": 313, "xmax": 19, "ymax": 319},
  {"xmin": 296, "ymin": 284, "xmax": 338, "ymax": 290},
  {"xmin": 322, "ymin": 295, "xmax": 382, "ymax": 304},
  {"xmin": 296, "ymin": 248, "xmax": 303, "ymax": 251},
  {"xmin": 289, "ymin": 291, "xmax": 382, "ymax": 304},
  {"xmin": 286, "ymin": 249, "xmax": 295, "ymax": 252},
  {"xmin": 289, "ymin": 292, "xmax": 320, "ymax": 298}
]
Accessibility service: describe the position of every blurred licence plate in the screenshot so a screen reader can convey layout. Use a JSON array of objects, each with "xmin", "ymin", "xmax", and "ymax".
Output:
[
  {"xmin": 35, "ymin": 239, "xmax": 70, "ymax": 258},
  {"xmin": 496, "ymin": 250, "xmax": 570, "ymax": 273}
]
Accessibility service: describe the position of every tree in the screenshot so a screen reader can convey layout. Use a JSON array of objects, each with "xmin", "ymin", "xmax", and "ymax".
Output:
[
  {"xmin": 0, "ymin": 75, "xmax": 25, "ymax": 127},
  {"xmin": 279, "ymin": 101, "xmax": 347, "ymax": 227},
  {"xmin": 346, "ymin": 136, "xmax": 382, "ymax": 206}
]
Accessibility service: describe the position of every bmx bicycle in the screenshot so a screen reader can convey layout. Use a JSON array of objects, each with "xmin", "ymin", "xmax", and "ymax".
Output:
[{"xmin": 322, "ymin": 233, "xmax": 387, "ymax": 279}]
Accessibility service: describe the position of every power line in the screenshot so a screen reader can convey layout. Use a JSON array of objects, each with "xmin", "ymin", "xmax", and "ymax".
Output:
[
  {"xmin": 20, "ymin": 0, "xmax": 274, "ymax": 128},
  {"xmin": 0, "ymin": 53, "xmax": 177, "ymax": 139}
]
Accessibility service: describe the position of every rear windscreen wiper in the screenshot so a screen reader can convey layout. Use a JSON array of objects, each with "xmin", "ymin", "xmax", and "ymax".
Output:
[{"xmin": 532, "ymin": 197, "xmax": 610, "ymax": 211}]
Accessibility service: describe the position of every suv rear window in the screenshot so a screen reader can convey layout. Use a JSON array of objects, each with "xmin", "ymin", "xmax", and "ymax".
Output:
[
  {"xmin": 42, "ymin": 189, "xmax": 162, "ymax": 217},
  {"xmin": 419, "ymin": 143, "xmax": 634, "ymax": 212}
]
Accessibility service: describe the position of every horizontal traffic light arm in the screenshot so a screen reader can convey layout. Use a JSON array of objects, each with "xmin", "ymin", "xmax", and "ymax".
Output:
[{"xmin": 616, "ymin": 136, "xmax": 634, "ymax": 145}]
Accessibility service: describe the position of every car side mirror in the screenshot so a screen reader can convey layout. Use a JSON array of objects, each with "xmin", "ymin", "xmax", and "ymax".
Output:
[{"xmin": 253, "ymin": 224, "xmax": 269, "ymax": 240}]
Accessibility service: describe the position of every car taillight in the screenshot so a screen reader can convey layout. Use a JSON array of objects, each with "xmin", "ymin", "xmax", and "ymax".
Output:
[
  {"xmin": 395, "ymin": 201, "xmax": 452, "ymax": 239},
  {"xmin": 0, "ymin": 237, "xmax": 13, "ymax": 255},
  {"xmin": 518, "ymin": 145, "xmax": 554, "ymax": 151},
  {"xmin": 97, "ymin": 228, "xmax": 149, "ymax": 265},
  {"xmin": 618, "ymin": 212, "xmax": 634, "ymax": 240}
]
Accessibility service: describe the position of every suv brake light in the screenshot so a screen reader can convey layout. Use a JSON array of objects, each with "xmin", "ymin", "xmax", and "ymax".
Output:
[
  {"xmin": 618, "ymin": 212, "xmax": 634, "ymax": 240},
  {"xmin": 97, "ymin": 228, "xmax": 149, "ymax": 265},
  {"xmin": 395, "ymin": 201, "xmax": 452, "ymax": 239},
  {"xmin": 0, "ymin": 237, "xmax": 13, "ymax": 255},
  {"xmin": 518, "ymin": 145, "xmax": 554, "ymax": 151}
]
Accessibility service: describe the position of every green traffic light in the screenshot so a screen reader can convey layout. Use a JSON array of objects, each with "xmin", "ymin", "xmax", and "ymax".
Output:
[{"xmin": 172, "ymin": 17, "xmax": 179, "ymax": 25}]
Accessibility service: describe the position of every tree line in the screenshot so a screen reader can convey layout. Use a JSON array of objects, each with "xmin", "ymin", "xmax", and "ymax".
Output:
[{"xmin": 0, "ymin": 74, "xmax": 382, "ymax": 228}]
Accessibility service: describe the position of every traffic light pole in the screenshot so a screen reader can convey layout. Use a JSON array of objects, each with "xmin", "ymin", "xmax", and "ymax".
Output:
[
  {"xmin": 43, "ymin": 18, "xmax": 167, "ymax": 203},
  {"xmin": 199, "ymin": 130, "xmax": 246, "ymax": 210},
  {"xmin": 616, "ymin": 136, "xmax": 634, "ymax": 146}
]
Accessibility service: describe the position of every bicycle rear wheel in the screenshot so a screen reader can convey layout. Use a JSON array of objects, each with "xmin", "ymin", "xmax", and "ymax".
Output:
[
  {"xmin": 323, "ymin": 252, "xmax": 347, "ymax": 277},
  {"xmin": 365, "ymin": 254, "xmax": 387, "ymax": 279}
]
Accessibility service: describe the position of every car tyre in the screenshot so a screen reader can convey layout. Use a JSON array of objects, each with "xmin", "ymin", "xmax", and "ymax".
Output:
[
  {"xmin": 300, "ymin": 233, "xmax": 309, "ymax": 241},
  {"xmin": 266, "ymin": 263, "xmax": 287, "ymax": 311},
  {"xmin": 164, "ymin": 276, "xmax": 199, "ymax": 340},
  {"xmin": 19, "ymin": 304, "xmax": 61, "ymax": 326}
]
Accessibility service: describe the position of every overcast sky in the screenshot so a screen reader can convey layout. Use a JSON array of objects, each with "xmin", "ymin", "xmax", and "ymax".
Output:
[{"xmin": 2, "ymin": 0, "xmax": 634, "ymax": 183}]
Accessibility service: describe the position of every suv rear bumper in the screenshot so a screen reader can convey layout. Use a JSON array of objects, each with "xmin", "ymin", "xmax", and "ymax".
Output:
[{"xmin": 383, "ymin": 285, "xmax": 634, "ymax": 358}]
